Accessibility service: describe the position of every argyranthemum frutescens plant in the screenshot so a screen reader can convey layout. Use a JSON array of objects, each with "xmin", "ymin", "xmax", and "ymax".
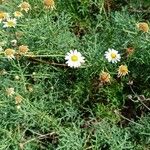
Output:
[
  {"xmin": 0, "ymin": 0, "xmax": 150, "ymax": 149},
  {"xmin": 0, "ymin": 0, "xmax": 149, "ymax": 101}
]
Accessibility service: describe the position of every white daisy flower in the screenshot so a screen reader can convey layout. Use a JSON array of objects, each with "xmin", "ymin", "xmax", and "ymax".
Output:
[
  {"xmin": 65, "ymin": 50, "xmax": 85, "ymax": 68},
  {"xmin": 3, "ymin": 18, "xmax": 17, "ymax": 28},
  {"xmin": 104, "ymin": 48, "xmax": 121, "ymax": 63}
]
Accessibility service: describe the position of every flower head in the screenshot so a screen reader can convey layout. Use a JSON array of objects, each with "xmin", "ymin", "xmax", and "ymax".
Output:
[
  {"xmin": 11, "ymin": 39, "xmax": 17, "ymax": 46},
  {"xmin": 18, "ymin": 2, "xmax": 31, "ymax": 13},
  {"xmin": 4, "ymin": 48, "xmax": 15, "ymax": 59},
  {"xmin": 99, "ymin": 71, "xmax": 111, "ymax": 83},
  {"xmin": 126, "ymin": 47, "xmax": 134, "ymax": 56},
  {"xmin": 3, "ymin": 18, "xmax": 17, "ymax": 28},
  {"xmin": 6, "ymin": 88, "xmax": 15, "ymax": 97},
  {"xmin": 0, "ymin": 11, "xmax": 9, "ymax": 22},
  {"xmin": 65, "ymin": 50, "xmax": 85, "ymax": 68},
  {"xmin": 15, "ymin": 31, "xmax": 24, "ymax": 39},
  {"xmin": 44, "ymin": 0, "xmax": 55, "ymax": 10},
  {"xmin": 15, "ymin": 95, "xmax": 23, "ymax": 104},
  {"xmin": 18, "ymin": 45, "xmax": 29, "ymax": 54},
  {"xmin": 104, "ymin": 48, "xmax": 121, "ymax": 63},
  {"xmin": 14, "ymin": 11, "xmax": 23, "ymax": 18},
  {"xmin": 137, "ymin": 22, "xmax": 149, "ymax": 32},
  {"xmin": 118, "ymin": 65, "xmax": 129, "ymax": 77}
]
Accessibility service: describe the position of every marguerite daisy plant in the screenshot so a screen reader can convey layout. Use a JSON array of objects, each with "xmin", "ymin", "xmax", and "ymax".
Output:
[
  {"xmin": 3, "ymin": 18, "xmax": 17, "ymax": 28},
  {"xmin": 65, "ymin": 50, "xmax": 85, "ymax": 68},
  {"xmin": 104, "ymin": 48, "xmax": 121, "ymax": 63}
]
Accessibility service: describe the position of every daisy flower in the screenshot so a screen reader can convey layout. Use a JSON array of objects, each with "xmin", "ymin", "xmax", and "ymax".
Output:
[
  {"xmin": 11, "ymin": 39, "xmax": 17, "ymax": 46},
  {"xmin": 99, "ymin": 71, "xmax": 111, "ymax": 83},
  {"xmin": 6, "ymin": 88, "xmax": 15, "ymax": 97},
  {"xmin": 4, "ymin": 48, "xmax": 15, "ymax": 60},
  {"xmin": 0, "ymin": 11, "xmax": 9, "ymax": 22},
  {"xmin": 18, "ymin": 45, "xmax": 29, "ymax": 54},
  {"xmin": 18, "ymin": 2, "xmax": 31, "ymax": 13},
  {"xmin": 14, "ymin": 11, "xmax": 23, "ymax": 18},
  {"xmin": 137, "ymin": 22, "xmax": 149, "ymax": 32},
  {"xmin": 65, "ymin": 50, "xmax": 85, "ymax": 68},
  {"xmin": 3, "ymin": 18, "xmax": 17, "ymax": 28},
  {"xmin": 104, "ymin": 48, "xmax": 121, "ymax": 63},
  {"xmin": 15, "ymin": 95, "xmax": 23, "ymax": 104},
  {"xmin": 44, "ymin": 0, "xmax": 55, "ymax": 10},
  {"xmin": 118, "ymin": 65, "xmax": 129, "ymax": 77}
]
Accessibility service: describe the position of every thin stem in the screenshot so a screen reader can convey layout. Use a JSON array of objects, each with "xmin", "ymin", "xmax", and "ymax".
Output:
[
  {"xmin": 129, "ymin": 85, "xmax": 150, "ymax": 111},
  {"xmin": 115, "ymin": 111, "xmax": 143, "ymax": 127}
]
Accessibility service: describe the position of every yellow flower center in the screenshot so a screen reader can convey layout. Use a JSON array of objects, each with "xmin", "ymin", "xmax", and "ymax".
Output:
[
  {"xmin": 71, "ymin": 55, "xmax": 78, "ymax": 62},
  {"xmin": 7, "ymin": 21, "xmax": 15, "ymax": 27},
  {"xmin": 120, "ymin": 66, "xmax": 128, "ymax": 73},
  {"xmin": 111, "ymin": 53, "xmax": 117, "ymax": 59}
]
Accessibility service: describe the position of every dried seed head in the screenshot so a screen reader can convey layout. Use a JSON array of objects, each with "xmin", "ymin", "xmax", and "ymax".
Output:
[
  {"xmin": 15, "ymin": 95, "xmax": 23, "ymax": 104},
  {"xmin": 44, "ymin": 0, "xmax": 55, "ymax": 10},
  {"xmin": 126, "ymin": 47, "xmax": 134, "ymax": 56},
  {"xmin": 18, "ymin": 45, "xmax": 29, "ymax": 54},
  {"xmin": 4, "ymin": 48, "xmax": 15, "ymax": 59},
  {"xmin": 18, "ymin": 2, "xmax": 31, "ymax": 13},
  {"xmin": 137, "ymin": 22, "xmax": 149, "ymax": 32},
  {"xmin": 99, "ymin": 71, "xmax": 111, "ymax": 83},
  {"xmin": 15, "ymin": 31, "xmax": 24, "ymax": 39}
]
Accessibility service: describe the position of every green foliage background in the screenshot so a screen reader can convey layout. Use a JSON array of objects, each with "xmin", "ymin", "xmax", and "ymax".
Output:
[{"xmin": 0, "ymin": 0, "xmax": 150, "ymax": 149}]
